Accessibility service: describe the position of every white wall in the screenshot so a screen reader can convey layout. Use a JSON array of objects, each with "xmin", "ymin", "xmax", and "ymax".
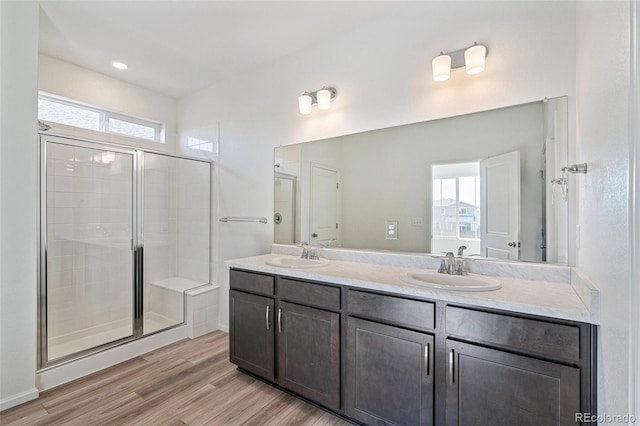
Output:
[
  {"xmin": 178, "ymin": 1, "xmax": 576, "ymax": 331},
  {"xmin": 0, "ymin": 1, "xmax": 40, "ymax": 411},
  {"xmin": 38, "ymin": 54, "xmax": 179, "ymax": 149},
  {"xmin": 575, "ymin": 0, "xmax": 636, "ymax": 418},
  {"xmin": 632, "ymin": 0, "xmax": 640, "ymax": 417}
]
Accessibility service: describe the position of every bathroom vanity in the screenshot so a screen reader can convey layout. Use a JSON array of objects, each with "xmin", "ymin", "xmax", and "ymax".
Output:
[{"xmin": 226, "ymin": 252, "xmax": 597, "ymax": 426}]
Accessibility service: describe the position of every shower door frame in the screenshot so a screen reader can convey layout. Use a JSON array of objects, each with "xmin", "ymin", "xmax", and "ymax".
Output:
[{"xmin": 38, "ymin": 131, "xmax": 213, "ymax": 370}]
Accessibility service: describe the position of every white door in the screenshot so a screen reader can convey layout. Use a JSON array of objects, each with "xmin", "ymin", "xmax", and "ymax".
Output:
[
  {"xmin": 274, "ymin": 173, "xmax": 296, "ymax": 244},
  {"xmin": 310, "ymin": 164, "xmax": 339, "ymax": 245},
  {"xmin": 480, "ymin": 151, "xmax": 520, "ymax": 259}
]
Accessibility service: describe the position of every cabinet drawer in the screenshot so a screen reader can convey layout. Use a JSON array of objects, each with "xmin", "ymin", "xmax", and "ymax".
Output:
[
  {"xmin": 277, "ymin": 278, "xmax": 341, "ymax": 311},
  {"xmin": 348, "ymin": 290, "xmax": 435, "ymax": 331},
  {"xmin": 230, "ymin": 269, "xmax": 274, "ymax": 296},
  {"xmin": 446, "ymin": 306, "xmax": 580, "ymax": 362}
]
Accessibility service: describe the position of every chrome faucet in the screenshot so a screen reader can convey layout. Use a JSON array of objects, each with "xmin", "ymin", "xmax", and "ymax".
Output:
[
  {"xmin": 321, "ymin": 238, "xmax": 337, "ymax": 248},
  {"xmin": 438, "ymin": 251, "xmax": 467, "ymax": 275},
  {"xmin": 297, "ymin": 241, "xmax": 309, "ymax": 259},
  {"xmin": 457, "ymin": 245, "xmax": 467, "ymax": 256},
  {"xmin": 298, "ymin": 242, "xmax": 320, "ymax": 260}
]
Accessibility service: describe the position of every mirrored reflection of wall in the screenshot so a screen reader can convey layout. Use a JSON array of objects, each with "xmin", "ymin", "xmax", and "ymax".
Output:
[
  {"xmin": 543, "ymin": 96, "xmax": 569, "ymax": 264},
  {"xmin": 275, "ymin": 100, "xmax": 568, "ymax": 263},
  {"xmin": 341, "ymin": 103, "xmax": 542, "ymax": 259}
]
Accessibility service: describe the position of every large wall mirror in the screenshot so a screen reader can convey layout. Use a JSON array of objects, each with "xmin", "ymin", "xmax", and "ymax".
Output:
[{"xmin": 274, "ymin": 97, "xmax": 569, "ymax": 264}]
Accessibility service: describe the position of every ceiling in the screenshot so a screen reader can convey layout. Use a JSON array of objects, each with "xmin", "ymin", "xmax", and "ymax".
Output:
[{"xmin": 38, "ymin": 1, "xmax": 404, "ymax": 99}]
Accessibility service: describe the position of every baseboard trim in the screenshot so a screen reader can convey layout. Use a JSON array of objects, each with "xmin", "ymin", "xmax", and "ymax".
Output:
[
  {"xmin": 37, "ymin": 325, "xmax": 188, "ymax": 392},
  {"xmin": 0, "ymin": 387, "xmax": 39, "ymax": 412}
]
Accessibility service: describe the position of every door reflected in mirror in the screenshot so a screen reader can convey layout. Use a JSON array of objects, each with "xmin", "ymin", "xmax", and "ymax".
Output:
[{"xmin": 274, "ymin": 97, "xmax": 569, "ymax": 264}]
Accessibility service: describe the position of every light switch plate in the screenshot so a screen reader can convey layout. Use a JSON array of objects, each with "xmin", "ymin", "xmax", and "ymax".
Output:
[
  {"xmin": 411, "ymin": 217, "xmax": 424, "ymax": 227},
  {"xmin": 385, "ymin": 220, "xmax": 398, "ymax": 240}
]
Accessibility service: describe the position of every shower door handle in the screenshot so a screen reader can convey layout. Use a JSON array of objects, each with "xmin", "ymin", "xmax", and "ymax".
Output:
[{"xmin": 133, "ymin": 245, "xmax": 144, "ymax": 336}]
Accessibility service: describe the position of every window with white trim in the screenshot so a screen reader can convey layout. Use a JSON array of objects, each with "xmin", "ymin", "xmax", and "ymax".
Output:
[{"xmin": 38, "ymin": 93, "xmax": 165, "ymax": 143}]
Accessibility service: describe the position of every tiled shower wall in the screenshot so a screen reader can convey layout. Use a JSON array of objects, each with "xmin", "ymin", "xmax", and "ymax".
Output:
[
  {"xmin": 143, "ymin": 153, "xmax": 210, "ymax": 318},
  {"xmin": 142, "ymin": 153, "xmax": 178, "ymax": 315},
  {"xmin": 175, "ymin": 158, "xmax": 210, "ymax": 283}
]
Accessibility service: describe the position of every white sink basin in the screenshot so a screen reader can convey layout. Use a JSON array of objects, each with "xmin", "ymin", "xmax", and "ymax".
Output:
[
  {"xmin": 401, "ymin": 271, "xmax": 501, "ymax": 292},
  {"xmin": 265, "ymin": 256, "xmax": 329, "ymax": 269}
]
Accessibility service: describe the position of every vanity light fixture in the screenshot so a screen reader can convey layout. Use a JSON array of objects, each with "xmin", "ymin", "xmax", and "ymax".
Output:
[
  {"xmin": 298, "ymin": 87, "xmax": 337, "ymax": 115},
  {"xmin": 431, "ymin": 42, "xmax": 488, "ymax": 82}
]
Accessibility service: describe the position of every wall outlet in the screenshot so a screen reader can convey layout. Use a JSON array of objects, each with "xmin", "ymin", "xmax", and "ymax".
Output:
[
  {"xmin": 385, "ymin": 220, "xmax": 398, "ymax": 240},
  {"xmin": 411, "ymin": 217, "xmax": 424, "ymax": 227}
]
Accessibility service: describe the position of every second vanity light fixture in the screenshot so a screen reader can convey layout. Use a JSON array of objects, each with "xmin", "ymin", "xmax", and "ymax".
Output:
[
  {"xmin": 298, "ymin": 87, "xmax": 337, "ymax": 115},
  {"xmin": 432, "ymin": 42, "xmax": 488, "ymax": 82}
]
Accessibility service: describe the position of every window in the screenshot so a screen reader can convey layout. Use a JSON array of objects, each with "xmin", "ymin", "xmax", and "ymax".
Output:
[
  {"xmin": 38, "ymin": 93, "xmax": 164, "ymax": 143},
  {"xmin": 431, "ymin": 162, "xmax": 481, "ymax": 249},
  {"xmin": 187, "ymin": 136, "xmax": 217, "ymax": 154}
]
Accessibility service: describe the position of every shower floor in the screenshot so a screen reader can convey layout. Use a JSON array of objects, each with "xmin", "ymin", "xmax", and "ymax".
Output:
[{"xmin": 48, "ymin": 314, "xmax": 179, "ymax": 361}]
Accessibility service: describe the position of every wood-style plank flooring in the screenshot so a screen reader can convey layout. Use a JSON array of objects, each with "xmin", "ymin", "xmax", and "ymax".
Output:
[{"xmin": 0, "ymin": 331, "xmax": 350, "ymax": 426}]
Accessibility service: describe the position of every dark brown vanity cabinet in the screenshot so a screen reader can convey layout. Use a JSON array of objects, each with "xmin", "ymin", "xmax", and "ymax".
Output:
[
  {"xmin": 229, "ymin": 268, "xmax": 596, "ymax": 426},
  {"xmin": 277, "ymin": 301, "xmax": 340, "ymax": 410},
  {"xmin": 346, "ymin": 317, "xmax": 434, "ymax": 425},
  {"xmin": 229, "ymin": 269, "xmax": 341, "ymax": 411},
  {"xmin": 229, "ymin": 270, "xmax": 276, "ymax": 381},
  {"xmin": 345, "ymin": 290, "xmax": 436, "ymax": 425},
  {"xmin": 445, "ymin": 340, "xmax": 580, "ymax": 426},
  {"xmin": 229, "ymin": 289, "xmax": 275, "ymax": 380},
  {"xmin": 445, "ymin": 306, "xmax": 592, "ymax": 426}
]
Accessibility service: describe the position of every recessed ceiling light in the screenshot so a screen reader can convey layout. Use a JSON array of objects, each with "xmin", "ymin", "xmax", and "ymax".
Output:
[{"xmin": 112, "ymin": 61, "xmax": 128, "ymax": 70}]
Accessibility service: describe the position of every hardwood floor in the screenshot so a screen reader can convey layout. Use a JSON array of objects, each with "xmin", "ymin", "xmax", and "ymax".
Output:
[{"xmin": 0, "ymin": 331, "xmax": 350, "ymax": 425}]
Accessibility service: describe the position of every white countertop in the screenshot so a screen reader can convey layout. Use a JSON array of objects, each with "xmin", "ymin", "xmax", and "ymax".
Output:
[{"xmin": 225, "ymin": 253, "xmax": 597, "ymax": 324}]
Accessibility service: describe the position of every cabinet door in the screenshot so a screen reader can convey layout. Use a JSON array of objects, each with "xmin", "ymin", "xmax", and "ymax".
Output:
[
  {"xmin": 229, "ymin": 290, "xmax": 275, "ymax": 380},
  {"xmin": 276, "ymin": 301, "xmax": 340, "ymax": 410},
  {"xmin": 346, "ymin": 317, "xmax": 434, "ymax": 426},
  {"xmin": 445, "ymin": 339, "xmax": 580, "ymax": 426}
]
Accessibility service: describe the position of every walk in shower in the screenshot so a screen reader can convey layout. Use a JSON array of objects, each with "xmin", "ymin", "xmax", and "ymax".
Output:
[{"xmin": 39, "ymin": 134, "xmax": 212, "ymax": 368}]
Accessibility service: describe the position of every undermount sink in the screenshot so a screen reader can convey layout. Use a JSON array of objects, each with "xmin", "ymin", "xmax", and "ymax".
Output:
[
  {"xmin": 400, "ymin": 271, "xmax": 501, "ymax": 292},
  {"xmin": 265, "ymin": 256, "xmax": 329, "ymax": 269}
]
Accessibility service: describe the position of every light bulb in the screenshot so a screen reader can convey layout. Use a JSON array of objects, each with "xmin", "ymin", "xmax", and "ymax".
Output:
[
  {"xmin": 432, "ymin": 54, "xmax": 451, "ymax": 82},
  {"xmin": 316, "ymin": 89, "xmax": 331, "ymax": 110},
  {"xmin": 111, "ymin": 61, "xmax": 128, "ymax": 70},
  {"xmin": 465, "ymin": 44, "xmax": 486, "ymax": 75},
  {"xmin": 298, "ymin": 94, "xmax": 312, "ymax": 115}
]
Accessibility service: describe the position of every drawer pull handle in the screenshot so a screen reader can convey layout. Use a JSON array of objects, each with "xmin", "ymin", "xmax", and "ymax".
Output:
[
  {"xmin": 449, "ymin": 349, "xmax": 455, "ymax": 384},
  {"xmin": 265, "ymin": 305, "xmax": 271, "ymax": 330},
  {"xmin": 424, "ymin": 343, "xmax": 430, "ymax": 377},
  {"xmin": 278, "ymin": 308, "xmax": 283, "ymax": 333}
]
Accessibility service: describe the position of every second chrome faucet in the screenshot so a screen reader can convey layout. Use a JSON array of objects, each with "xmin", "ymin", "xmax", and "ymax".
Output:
[{"xmin": 438, "ymin": 251, "xmax": 467, "ymax": 275}]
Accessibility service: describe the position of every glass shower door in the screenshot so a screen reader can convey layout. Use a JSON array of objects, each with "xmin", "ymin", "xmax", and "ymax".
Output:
[
  {"xmin": 141, "ymin": 152, "xmax": 211, "ymax": 335},
  {"xmin": 44, "ymin": 138, "xmax": 135, "ymax": 362}
]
